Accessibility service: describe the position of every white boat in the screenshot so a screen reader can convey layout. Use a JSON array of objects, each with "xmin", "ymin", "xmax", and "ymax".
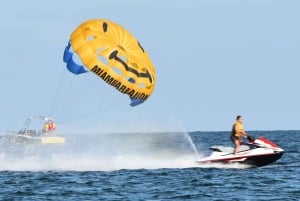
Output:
[{"xmin": 3, "ymin": 115, "xmax": 65, "ymax": 145}]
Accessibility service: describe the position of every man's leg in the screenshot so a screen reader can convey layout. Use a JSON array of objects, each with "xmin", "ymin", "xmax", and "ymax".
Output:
[{"xmin": 233, "ymin": 139, "xmax": 240, "ymax": 155}]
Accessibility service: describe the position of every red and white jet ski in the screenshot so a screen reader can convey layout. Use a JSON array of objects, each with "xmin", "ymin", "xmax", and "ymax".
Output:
[{"xmin": 196, "ymin": 136, "xmax": 284, "ymax": 167}]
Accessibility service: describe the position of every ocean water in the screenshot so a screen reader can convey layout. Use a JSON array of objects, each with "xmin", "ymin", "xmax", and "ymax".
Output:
[{"xmin": 0, "ymin": 131, "xmax": 299, "ymax": 201}]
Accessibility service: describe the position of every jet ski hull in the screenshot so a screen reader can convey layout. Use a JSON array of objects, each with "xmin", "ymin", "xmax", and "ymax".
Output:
[
  {"xmin": 196, "ymin": 137, "xmax": 284, "ymax": 168},
  {"xmin": 242, "ymin": 152, "xmax": 283, "ymax": 167},
  {"xmin": 197, "ymin": 152, "xmax": 283, "ymax": 167}
]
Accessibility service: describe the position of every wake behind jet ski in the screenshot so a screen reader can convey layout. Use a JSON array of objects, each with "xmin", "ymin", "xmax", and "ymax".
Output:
[{"xmin": 196, "ymin": 136, "xmax": 284, "ymax": 168}]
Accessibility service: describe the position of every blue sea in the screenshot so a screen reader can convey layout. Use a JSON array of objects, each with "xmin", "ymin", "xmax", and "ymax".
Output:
[{"xmin": 0, "ymin": 131, "xmax": 299, "ymax": 201}]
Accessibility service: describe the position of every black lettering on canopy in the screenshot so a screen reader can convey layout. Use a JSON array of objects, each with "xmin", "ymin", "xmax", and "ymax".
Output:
[
  {"xmin": 109, "ymin": 50, "xmax": 152, "ymax": 83},
  {"xmin": 102, "ymin": 22, "xmax": 108, "ymax": 32}
]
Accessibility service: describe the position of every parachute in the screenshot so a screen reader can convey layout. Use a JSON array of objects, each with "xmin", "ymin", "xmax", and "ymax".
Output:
[{"xmin": 63, "ymin": 19, "xmax": 156, "ymax": 106}]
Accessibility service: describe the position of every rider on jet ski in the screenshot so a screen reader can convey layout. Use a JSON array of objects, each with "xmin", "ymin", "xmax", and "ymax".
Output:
[{"xmin": 231, "ymin": 115, "xmax": 250, "ymax": 154}]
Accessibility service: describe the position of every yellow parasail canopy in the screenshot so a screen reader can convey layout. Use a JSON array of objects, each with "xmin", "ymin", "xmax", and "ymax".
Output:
[{"xmin": 63, "ymin": 19, "xmax": 156, "ymax": 106}]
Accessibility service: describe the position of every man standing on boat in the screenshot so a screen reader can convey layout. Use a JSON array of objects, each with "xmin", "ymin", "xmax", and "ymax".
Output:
[
  {"xmin": 231, "ymin": 115, "xmax": 249, "ymax": 154},
  {"xmin": 44, "ymin": 120, "xmax": 56, "ymax": 135}
]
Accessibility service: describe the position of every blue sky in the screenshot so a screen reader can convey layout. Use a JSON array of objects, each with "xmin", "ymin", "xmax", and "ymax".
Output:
[{"xmin": 0, "ymin": 0, "xmax": 299, "ymax": 133}]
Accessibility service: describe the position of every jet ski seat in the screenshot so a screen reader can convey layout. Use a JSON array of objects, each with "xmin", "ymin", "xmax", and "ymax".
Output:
[{"xmin": 210, "ymin": 145, "xmax": 250, "ymax": 153}]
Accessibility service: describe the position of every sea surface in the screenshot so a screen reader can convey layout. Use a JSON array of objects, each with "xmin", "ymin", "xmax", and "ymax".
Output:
[{"xmin": 0, "ymin": 131, "xmax": 299, "ymax": 201}]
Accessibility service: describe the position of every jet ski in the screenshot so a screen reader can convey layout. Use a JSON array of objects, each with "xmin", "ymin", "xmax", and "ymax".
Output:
[{"xmin": 196, "ymin": 136, "xmax": 284, "ymax": 167}]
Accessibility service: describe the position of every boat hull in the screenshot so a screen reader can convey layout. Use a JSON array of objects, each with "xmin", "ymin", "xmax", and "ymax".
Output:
[{"xmin": 3, "ymin": 134, "xmax": 65, "ymax": 145}]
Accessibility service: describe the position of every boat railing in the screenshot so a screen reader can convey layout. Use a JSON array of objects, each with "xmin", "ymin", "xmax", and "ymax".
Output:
[{"xmin": 21, "ymin": 129, "xmax": 46, "ymax": 136}]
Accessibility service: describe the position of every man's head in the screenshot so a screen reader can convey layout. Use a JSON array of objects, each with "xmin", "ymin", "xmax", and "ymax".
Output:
[{"xmin": 236, "ymin": 115, "xmax": 243, "ymax": 122}]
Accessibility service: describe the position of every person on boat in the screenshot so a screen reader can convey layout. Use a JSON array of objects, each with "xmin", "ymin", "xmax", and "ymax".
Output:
[
  {"xmin": 44, "ymin": 120, "xmax": 56, "ymax": 135},
  {"xmin": 44, "ymin": 121, "xmax": 49, "ymax": 133},
  {"xmin": 230, "ymin": 115, "xmax": 249, "ymax": 155}
]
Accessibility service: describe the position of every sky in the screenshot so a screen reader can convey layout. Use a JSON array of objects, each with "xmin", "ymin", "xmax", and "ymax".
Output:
[{"xmin": 0, "ymin": 0, "xmax": 299, "ymax": 133}]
